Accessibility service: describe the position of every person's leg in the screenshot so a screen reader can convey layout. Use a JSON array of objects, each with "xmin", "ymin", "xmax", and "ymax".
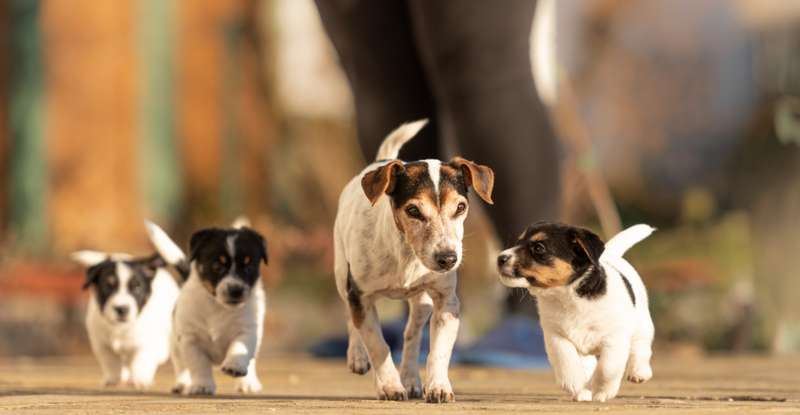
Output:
[
  {"xmin": 314, "ymin": 0, "xmax": 439, "ymax": 161},
  {"xmin": 408, "ymin": 0, "xmax": 561, "ymax": 246}
]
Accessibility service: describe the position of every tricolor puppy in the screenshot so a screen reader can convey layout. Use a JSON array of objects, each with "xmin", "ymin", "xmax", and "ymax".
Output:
[
  {"xmin": 496, "ymin": 223, "xmax": 655, "ymax": 402},
  {"xmin": 73, "ymin": 221, "xmax": 186, "ymax": 389},
  {"xmin": 334, "ymin": 119, "xmax": 494, "ymax": 403},
  {"xmin": 163, "ymin": 219, "xmax": 267, "ymax": 395}
]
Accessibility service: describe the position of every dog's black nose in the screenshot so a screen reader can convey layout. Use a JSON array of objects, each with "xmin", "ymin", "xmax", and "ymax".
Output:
[
  {"xmin": 435, "ymin": 251, "xmax": 458, "ymax": 270},
  {"xmin": 497, "ymin": 254, "xmax": 511, "ymax": 267},
  {"xmin": 227, "ymin": 285, "xmax": 244, "ymax": 299},
  {"xmin": 113, "ymin": 305, "xmax": 129, "ymax": 318}
]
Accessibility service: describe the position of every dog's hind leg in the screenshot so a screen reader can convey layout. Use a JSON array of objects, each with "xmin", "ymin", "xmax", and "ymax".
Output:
[
  {"xmin": 627, "ymin": 314, "xmax": 654, "ymax": 383},
  {"xmin": 399, "ymin": 291, "xmax": 434, "ymax": 399},
  {"xmin": 346, "ymin": 317, "xmax": 371, "ymax": 375}
]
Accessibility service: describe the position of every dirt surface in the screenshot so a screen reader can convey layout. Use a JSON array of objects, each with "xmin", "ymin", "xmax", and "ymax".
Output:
[{"xmin": 0, "ymin": 354, "xmax": 798, "ymax": 414}]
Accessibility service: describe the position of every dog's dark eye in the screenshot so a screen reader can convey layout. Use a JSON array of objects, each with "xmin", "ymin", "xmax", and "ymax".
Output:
[
  {"xmin": 405, "ymin": 205, "xmax": 424, "ymax": 220},
  {"xmin": 455, "ymin": 202, "xmax": 467, "ymax": 216},
  {"xmin": 530, "ymin": 242, "xmax": 546, "ymax": 255},
  {"xmin": 212, "ymin": 259, "xmax": 226, "ymax": 273},
  {"xmin": 130, "ymin": 279, "xmax": 140, "ymax": 290}
]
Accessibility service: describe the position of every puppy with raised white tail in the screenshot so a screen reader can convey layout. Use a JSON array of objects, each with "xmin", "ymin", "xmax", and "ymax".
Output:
[
  {"xmin": 334, "ymin": 119, "xmax": 495, "ymax": 403},
  {"xmin": 496, "ymin": 223, "xmax": 655, "ymax": 402},
  {"xmin": 73, "ymin": 221, "xmax": 186, "ymax": 389},
  {"xmin": 161, "ymin": 219, "xmax": 268, "ymax": 395}
]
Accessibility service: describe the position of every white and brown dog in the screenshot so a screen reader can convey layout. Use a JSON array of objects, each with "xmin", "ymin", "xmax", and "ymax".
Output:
[
  {"xmin": 73, "ymin": 221, "xmax": 187, "ymax": 389},
  {"xmin": 496, "ymin": 222, "xmax": 655, "ymax": 402},
  {"xmin": 334, "ymin": 119, "xmax": 494, "ymax": 403},
  {"xmin": 160, "ymin": 219, "xmax": 268, "ymax": 396}
]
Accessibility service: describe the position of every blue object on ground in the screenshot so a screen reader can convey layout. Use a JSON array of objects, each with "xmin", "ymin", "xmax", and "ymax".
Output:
[
  {"xmin": 459, "ymin": 315, "xmax": 549, "ymax": 369},
  {"xmin": 308, "ymin": 318, "xmax": 441, "ymax": 364},
  {"xmin": 308, "ymin": 315, "xmax": 546, "ymax": 369}
]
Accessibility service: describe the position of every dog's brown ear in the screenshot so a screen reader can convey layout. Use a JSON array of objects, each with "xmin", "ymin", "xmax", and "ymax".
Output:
[
  {"xmin": 571, "ymin": 228, "xmax": 605, "ymax": 266},
  {"xmin": 361, "ymin": 160, "xmax": 404, "ymax": 205},
  {"xmin": 450, "ymin": 157, "xmax": 495, "ymax": 204}
]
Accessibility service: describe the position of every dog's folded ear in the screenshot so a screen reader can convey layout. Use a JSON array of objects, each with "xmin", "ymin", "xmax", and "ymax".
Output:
[
  {"xmin": 450, "ymin": 157, "xmax": 495, "ymax": 205},
  {"xmin": 82, "ymin": 263, "xmax": 105, "ymax": 290},
  {"xmin": 141, "ymin": 254, "xmax": 167, "ymax": 279},
  {"xmin": 571, "ymin": 228, "xmax": 605, "ymax": 266},
  {"xmin": 189, "ymin": 228, "xmax": 220, "ymax": 262},
  {"xmin": 241, "ymin": 228, "xmax": 269, "ymax": 265},
  {"xmin": 361, "ymin": 160, "xmax": 405, "ymax": 205}
]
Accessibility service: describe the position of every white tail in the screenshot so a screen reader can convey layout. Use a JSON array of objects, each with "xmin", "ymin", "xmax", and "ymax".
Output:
[
  {"xmin": 375, "ymin": 119, "xmax": 429, "ymax": 161},
  {"xmin": 144, "ymin": 220, "xmax": 190, "ymax": 281},
  {"xmin": 231, "ymin": 216, "xmax": 252, "ymax": 229},
  {"xmin": 602, "ymin": 224, "xmax": 655, "ymax": 259},
  {"xmin": 71, "ymin": 250, "xmax": 132, "ymax": 267},
  {"xmin": 144, "ymin": 221, "xmax": 186, "ymax": 265}
]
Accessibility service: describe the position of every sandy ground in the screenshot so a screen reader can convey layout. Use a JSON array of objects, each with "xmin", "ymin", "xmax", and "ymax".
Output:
[{"xmin": 0, "ymin": 354, "xmax": 798, "ymax": 414}]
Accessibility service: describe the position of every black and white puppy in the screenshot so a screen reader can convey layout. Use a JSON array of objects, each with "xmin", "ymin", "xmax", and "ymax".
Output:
[
  {"xmin": 73, "ymin": 221, "xmax": 186, "ymax": 389},
  {"xmin": 161, "ymin": 220, "xmax": 268, "ymax": 395},
  {"xmin": 496, "ymin": 223, "xmax": 655, "ymax": 402},
  {"xmin": 334, "ymin": 120, "xmax": 495, "ymax": 403}
]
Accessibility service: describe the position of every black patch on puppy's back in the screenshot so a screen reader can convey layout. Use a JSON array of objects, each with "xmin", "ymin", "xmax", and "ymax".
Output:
[{"xmin": 621, "ymin": 275, "xmax": 636, "ymax": 306}]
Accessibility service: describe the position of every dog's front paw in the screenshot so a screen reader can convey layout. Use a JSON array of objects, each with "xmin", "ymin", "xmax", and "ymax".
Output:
[
  {"xmin": 627, "ymin": 366, "xmax": 652, "ymax": 383},
  {"xmin": 101, "ymin": 377, "xmax": 120, "ymax": 387},
  {"xmin": 236, "ymin": 376, "xmax": 263, "ymax": 394},
  {"xmin": 131, "ymin": 377, "xmax": 153, "ymax": 391},
  {"xmin": 424, "ymin": 379, "xmax": 455, "ymax": 404},
  {"xmin": 171, "ymin": 383, "xmax": 187, "ymax": 395},
  {"xmin": 221, "ymin": 357, "xmax": 249, "ymax": 378},
  {"xmin": 402, "ymin": 374, "xmax": 423, "ymax": 400},
  {"xmin": 376, "ymin": 381, "xmax": 408, "ymax": 401},
  {"xmin": 592, "ymin": 390, "xmax": 617, "ymax": 402},
  {"xmin": 186, "ymin": 382, "xmax": 216, "ymax": 396},
  {"xmin": 573, "ymin": 389, "xmax": 592, "ymax": 402}
]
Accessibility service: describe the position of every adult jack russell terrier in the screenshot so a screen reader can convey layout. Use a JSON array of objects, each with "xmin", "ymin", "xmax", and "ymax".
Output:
[
  {"xmin": 497, "ymin": 223, "xmax": 655, "ymax": 402},
  {"xmin": 334, "ymin": 119, "xmax": 495, "ymax": 403},
  {"xmin": 73, "ymin": 221, "xmax": 186, "ymax": 389}
]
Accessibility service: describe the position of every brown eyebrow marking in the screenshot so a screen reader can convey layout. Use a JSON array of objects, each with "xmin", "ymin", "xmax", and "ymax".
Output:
[{"xmin": 530, "ymin": 232, "xmax": 548, "ymax": 242}]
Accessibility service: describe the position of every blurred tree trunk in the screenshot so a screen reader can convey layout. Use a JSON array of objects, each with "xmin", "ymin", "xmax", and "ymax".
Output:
[
  {"xmin": 42, "ymin": 1, "xmax": 145, "ymax": 253},
  {"xmin": 0, "ymin": 1, "xmax": 8, "ymax": 237},
  {"xmin": 176, "ymin": 0, "xmax": 276, "ymax": 230},
  {"xmin": 138, "ymin": 0, "xmax": 182, "ymax": 225},
  {"xmin": 8, "ymin": 0, "xmax": 47, "ymax": 254}
]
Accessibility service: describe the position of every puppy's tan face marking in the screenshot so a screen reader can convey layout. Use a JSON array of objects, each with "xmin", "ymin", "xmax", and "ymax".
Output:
[
  {"xmin": 515, "ymin": 256, "xmax": 574, "ymax": 288},
  {"xmin": 361, "ymin": 158, "xmax": 494, "ymax": 273},
  {"xmin": 497, "ymin": 223, "xmax": 605, "ymax": 291}
]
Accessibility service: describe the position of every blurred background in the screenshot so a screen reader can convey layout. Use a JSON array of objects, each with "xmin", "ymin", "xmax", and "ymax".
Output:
[{"xmin": 0, "ymin": 0, "xmax": 799, "ymax": 360}]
